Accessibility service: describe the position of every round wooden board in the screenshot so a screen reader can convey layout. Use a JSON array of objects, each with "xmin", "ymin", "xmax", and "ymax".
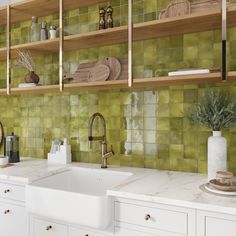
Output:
[
  {"xmin": 90, "ymin": 64, "xmax": 110, "ymax": 82},
  {"xmin": 96, "ymin": 57, "xmax": 121, "ymax": 80}
]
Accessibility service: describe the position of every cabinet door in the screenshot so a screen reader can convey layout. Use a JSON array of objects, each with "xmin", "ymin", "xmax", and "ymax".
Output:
[
  {"xmin": 69, "ymin": 226, "xmax": 106, "ymax": 236},
  {"xmin": 32, "ymin": 218, "xmax": 68, "ymax": 236},
  {"xmin": 0, "ymin": 201, "xmax": 28, "ymax": 236},
  {"xmin": 197, "ymin": 210, "xmax": 236, "ymax": 236},
  {"xmin": 115, "ymin": 227, "xmax": 158, "ymax": 236}
]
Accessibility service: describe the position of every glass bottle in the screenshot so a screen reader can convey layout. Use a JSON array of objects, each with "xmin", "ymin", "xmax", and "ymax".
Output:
[
  {"xmin": 40, "ymin": 21, "xmax": 48, "ymax": 41},
  {"xmin": 30, "ymin": 16, "xmax": 39, "ymax": 42}
]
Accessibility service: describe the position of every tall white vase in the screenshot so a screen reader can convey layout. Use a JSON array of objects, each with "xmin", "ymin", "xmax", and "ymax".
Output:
[{"xmin": 208, "ymin": 131, "xmax": 227, "ymax": 181}]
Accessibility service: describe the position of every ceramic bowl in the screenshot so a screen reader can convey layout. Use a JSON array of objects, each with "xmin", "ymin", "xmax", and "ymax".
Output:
[{"xmin": 0, "ymin": 156, "xmax": 9, "ymax": 166}]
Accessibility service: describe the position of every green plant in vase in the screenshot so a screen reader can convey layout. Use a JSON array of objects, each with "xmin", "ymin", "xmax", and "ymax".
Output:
[{"xmin": 189, "ymin": 87, "xmax": 236, "ymax": 181}]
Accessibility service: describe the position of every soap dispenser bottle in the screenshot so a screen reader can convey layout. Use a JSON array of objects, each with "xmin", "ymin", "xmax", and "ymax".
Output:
[{"xmin": 61, "ymin": 138, "xmax": 71, "ymax": 163}]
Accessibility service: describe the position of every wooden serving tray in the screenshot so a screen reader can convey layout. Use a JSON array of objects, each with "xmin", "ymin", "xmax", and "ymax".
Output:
[{"xmin": 209, "ymin": 179, "xmax": 236, "ymax": 192}]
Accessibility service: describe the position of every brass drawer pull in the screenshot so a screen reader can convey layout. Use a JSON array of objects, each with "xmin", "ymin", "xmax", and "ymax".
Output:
[
  {"xmin": 46, "ymin": 225, "xmax": 52, "ymax": 231},
  {"xmin": 4, "ymin": 189, "xmax": 10, "ymax": 194},
  {"xmin": 145, "ymin": 214, "xmax": 151, "ymax": 221},
  {"xmin": 4, "ymin": 209, "xmax": 10, "ymax": 214}
]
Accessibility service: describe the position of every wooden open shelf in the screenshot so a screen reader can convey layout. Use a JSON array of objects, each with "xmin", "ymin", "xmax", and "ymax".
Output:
[
  {"xmin": 0, "ymin": 6, "xmax": 6, "ymax": 26},
  {"xmin": 3, "ymin": 72, "xmax": 235, "ymax": 95},
  {"xmin": 1, "ymin": 5, "xmax": 236, "ymax": 61},
  {"xmin": 133, "ymin": 8, "xmax": 221, "ymax": 40},
  {"xmin": 0, "ymin": 88, "xmax": 6, "ymax": 96},
  {"xmin": 64, "ymin": 26, "xmax": 128, "ymax": 51},
  {"xmin": 0, "ymin": 38, "xmax": 59, "ymax": 60},
  {"xmin": 133, "ymin": 73, "xmax": 223, "ymax": 87},
  {"xmin": 228, "ymin": 5, "xmax": 236, "ymax": 28},
  {"xmin": 64, "ymin": 80, "xmax": 128, "ymax": 92},
  {"xmin": 0, "ymin": 27, "xmax": 127, "ymax": 60},
  {"xmin": 0, "ymin": 0, "xmax": 108, "ymax": 26},
  {"xmin": 10, "ymin": 84, "xmax": 59, "ymax": 95}
]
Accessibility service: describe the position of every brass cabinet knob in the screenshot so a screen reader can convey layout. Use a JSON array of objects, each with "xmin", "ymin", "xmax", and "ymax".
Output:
[
  {"xmin": 85, "ymin": 234, "xmax": 89, "ymax": 236},
  {"xmin": 46, "ymin": 225, "xmax": 52, "ymax": 231},
  {"xmin": 145, "ymin": 214, "xmax": 151, "ymax": 221},
  {"xmin": 4, "ymin": 209, "xmax": 10, "ymax": 214},
  {"xmin": 4, "ymin": 189, "xmax": 10, "ymax": 194}
]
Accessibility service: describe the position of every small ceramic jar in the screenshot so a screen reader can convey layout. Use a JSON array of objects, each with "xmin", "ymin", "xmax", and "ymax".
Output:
[{"xmin": 216, "ymin": 171, "xmax": 234, "ymax": 185}]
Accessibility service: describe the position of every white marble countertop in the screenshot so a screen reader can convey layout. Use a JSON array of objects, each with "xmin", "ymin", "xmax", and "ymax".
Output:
[
  {"xmin": 1, "ymin": 158, "xmax": 236, "ymax": 215},
  {"xmin": 0, "ymin": 158, "xmax": 67, "ymax": 184}
]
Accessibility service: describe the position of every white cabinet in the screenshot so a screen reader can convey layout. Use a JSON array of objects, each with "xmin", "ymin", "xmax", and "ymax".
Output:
[
  {"xmin": 115, "ymin": 227, "xmax": 157, "ymax": 236},
  {"xmin": 31, "ymin": 217, "xmax": 68, "ymax": 236},
  {"xmin": 0, "ymin": 181, "xmax": 28, "ymax": 236},
  {"xmin": 197, "ymin": 210, "xmax": 236, "ymax": 236},
  {"xmin": 114, "ymin": 199, "xmax": 195, "ymax": 236},
  {"xmin": 69, "ymin": 226, "xmax": 106, "ymax": 236},
  {"xmin": 0, "ymin": 182, "xmax": 25, "ymax": 202},
  {"xmin": 0, "ymin": 201, "xmax": 27, "ymax": 236}
]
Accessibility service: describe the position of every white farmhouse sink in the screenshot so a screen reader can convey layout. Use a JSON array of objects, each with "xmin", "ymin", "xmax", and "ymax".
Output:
[{"xmin": 26, "ymin": 167, "xmax": 132, "ymax": 229}]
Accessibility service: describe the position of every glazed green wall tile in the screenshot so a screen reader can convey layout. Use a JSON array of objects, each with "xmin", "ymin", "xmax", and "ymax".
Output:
[{"xmin": 0, "ymin": 0, "xmax": 236, "ymax": 174}]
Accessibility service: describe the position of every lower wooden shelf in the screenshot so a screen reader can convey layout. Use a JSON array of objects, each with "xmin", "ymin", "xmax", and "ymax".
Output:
[
  {"xmin": 133, "ymin": 72, "xmax": 223, "ymax": 87},
  {"xmin": 10, "ymin": 84, "xmax": 59, "ymax": 95},
  {"xmin": 0, "ymin": 72, "xmax": 235, "ymax": 95},
  {"xmin": 0, "ymin": 88, "xmax": 6, "ymax": 96},
  {"xmin": 63, "ymin": 80, "xmax": 128, "ymax": 91}
]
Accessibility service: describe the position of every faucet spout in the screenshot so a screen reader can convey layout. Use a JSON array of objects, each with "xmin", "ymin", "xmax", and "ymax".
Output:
[
  {"xmin": 88, "ymin": 113, "xmax": 106, "ymax": 142},
  {"xmin": 88, "ymin": 113, "xmax": 114, "ymax": 168}
]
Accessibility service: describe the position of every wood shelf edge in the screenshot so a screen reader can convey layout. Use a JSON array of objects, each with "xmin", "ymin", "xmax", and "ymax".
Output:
[
  {"xmin": 63, "ymin": 80, "xmax": 128, "ymax": 91},
  {"xmin": 133, "ymin": 73, "xmax": 222, "ymax": 87},
  {"xmin": 10, "ymin": 84, "xmax": 60, "ymax": 95}
]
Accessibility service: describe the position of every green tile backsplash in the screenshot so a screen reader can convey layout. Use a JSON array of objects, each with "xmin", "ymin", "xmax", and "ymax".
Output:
[{"xmin": 0, "ymin": 0, "xmax": 236, "ymax": 174}]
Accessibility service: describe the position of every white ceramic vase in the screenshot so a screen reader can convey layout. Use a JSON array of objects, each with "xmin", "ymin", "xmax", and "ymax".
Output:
[{"xmin": 208, "ymin": 131, "xmax": 227, "ymax": 181}]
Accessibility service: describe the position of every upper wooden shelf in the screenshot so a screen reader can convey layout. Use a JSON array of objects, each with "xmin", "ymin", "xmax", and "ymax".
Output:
[
  {"xmin": 64, "ymin": 26, "xmax": 128, "ymax": 51},
  {"xmin": 0, "ymin": 0, "xmax": 107, "ymax": 26},
  {"xmin": 133, "ymin": 8, "xmax": 221, "ymax": 40},
  {"xmin": 0, "ymin": 5, "xmax": 236, "ymax": 60}
]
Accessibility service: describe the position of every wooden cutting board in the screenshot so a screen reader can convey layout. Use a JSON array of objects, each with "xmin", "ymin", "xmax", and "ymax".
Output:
[
  {"xmin": 64, "ymin": 57, "xmax": 126, "ymax": 83},
  {"xmin": 96, "ymin": 57, "xmax": 121, "ymax": 80},
  {"xmin": 64, "ymin": 64, "xmax": 110, "ymax": 83},
  {"xmin": 89, "ymin": 64, "xmax": 110, "ymax": 82}
]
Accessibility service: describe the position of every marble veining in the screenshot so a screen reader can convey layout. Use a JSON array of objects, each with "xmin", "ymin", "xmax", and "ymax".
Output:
[{"xmin": 1, "ymin": 158, "xmax": 236, "ymax": 215}]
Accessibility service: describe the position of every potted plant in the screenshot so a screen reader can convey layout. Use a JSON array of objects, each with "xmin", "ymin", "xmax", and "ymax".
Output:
[
  {"xmin": 15, "ymin": 49, "xmax": 40, "ymax": 84},
  {"xmin": 190, "ymin": 87, "xmax": 236, "ymax": 181}
]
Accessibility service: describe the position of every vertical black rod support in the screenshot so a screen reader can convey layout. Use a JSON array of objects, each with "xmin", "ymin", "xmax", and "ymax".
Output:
[
  {"xmin": 222, "ymin": 0, "xmax": 227, "ymax": 81},
  {"xmin": 222, "ymin": 40, "xmax": 227, "ymax": 81}
]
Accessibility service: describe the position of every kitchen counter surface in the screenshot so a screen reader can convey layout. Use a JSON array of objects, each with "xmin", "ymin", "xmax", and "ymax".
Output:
[
  {"xmin": 1, "ymin": 158, "xmax": 236, "ymax": 215},
  {"xmin": 0, "ymin": 158, "xmax": 67, "ymax": 184}
]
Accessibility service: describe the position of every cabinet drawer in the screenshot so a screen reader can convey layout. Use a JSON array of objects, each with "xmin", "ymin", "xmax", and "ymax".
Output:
[
  {"xmin": 69, "ymin": 226, "xmax": 106, "ymax": 236},
  {"xmin": 0, "ymin": 182, "xmax": 25, "ymax": 202},
  {"xmin": 115, "ymin": 227, "xmax": 155, "ymax": 236},
  {"xmin": 32, "ymin": 218, "xmax": 67, "ymax": 236},
  {"xmin": 115, "ymin": 202, "xmax": 188, "ymax": 235},
  {"xmin": 0, "ymin": 201, "xmax": 28, "ymax": 236}
]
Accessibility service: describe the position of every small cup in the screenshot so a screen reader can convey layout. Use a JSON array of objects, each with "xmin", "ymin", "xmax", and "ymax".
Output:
[{"xmin": 0, "ymin": 156, "xmax": 9, "ymax": 166}]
